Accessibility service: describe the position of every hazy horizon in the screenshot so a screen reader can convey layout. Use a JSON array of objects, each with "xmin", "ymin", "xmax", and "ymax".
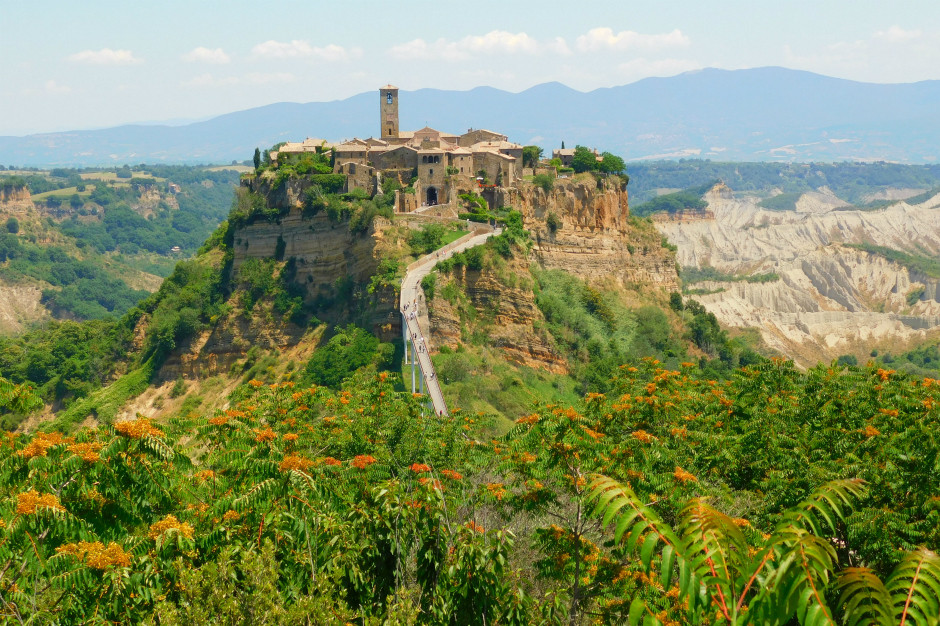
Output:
[{"xmin": 2, "ymin": 0, "xmax": 939, "ymax": 136}]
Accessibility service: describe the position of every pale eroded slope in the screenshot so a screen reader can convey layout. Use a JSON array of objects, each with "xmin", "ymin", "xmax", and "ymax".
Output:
[{"xmin": 656, "ymin": 185, "xmax": 940, "ymax": 364}]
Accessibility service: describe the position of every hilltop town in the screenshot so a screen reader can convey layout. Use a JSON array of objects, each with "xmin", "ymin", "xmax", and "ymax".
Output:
[{"xmin": 269, "ymin": 85, "xmax": 611, "ymax": 213}]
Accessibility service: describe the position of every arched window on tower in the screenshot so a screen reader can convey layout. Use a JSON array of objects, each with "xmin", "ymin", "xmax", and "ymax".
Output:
[{"xmin": 387, "ymin": 93, "xmax": 393, "ymax": 104}]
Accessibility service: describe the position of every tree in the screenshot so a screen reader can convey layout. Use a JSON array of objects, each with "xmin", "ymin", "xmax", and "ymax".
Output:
[
  {"xmin": 5, "ymin": 217, "xmax": 18, "ymax": 234},
  {"xmin": 589, "ymin": 475, "xmax": 940, "ymax": 625},
  {"xmin": 522, "ymin": 146, "xmax": 543, "ymax": 169},
  {"xmin": 571, "ymin": 146, "xmax": 597, "ymax": 174},
  {"xmin": 598, "ymin": 152, "xmax": 626, "ymax": 175},
  {"xmin": 253, "ymin": 147, "xmax": 261, "ymax": 171}
]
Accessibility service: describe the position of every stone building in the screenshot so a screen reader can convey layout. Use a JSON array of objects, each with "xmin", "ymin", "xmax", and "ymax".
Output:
[{"xmin": 329, "ymin": 85, "xmax": 525, "ymax": 208}]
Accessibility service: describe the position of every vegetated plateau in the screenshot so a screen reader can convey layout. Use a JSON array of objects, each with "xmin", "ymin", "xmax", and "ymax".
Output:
[{"xmin": 1, "ymin": 155, "xmax": 940, "ymax": 624}]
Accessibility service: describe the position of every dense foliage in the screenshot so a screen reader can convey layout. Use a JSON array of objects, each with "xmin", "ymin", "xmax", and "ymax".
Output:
[
  {"xmin": 0, "ymin": 320, "xmax": 132, "ymax": 413},
  {"xmin": 0, "ymin": 235, "xmax": 149, "ymax": 319},
  {"xmin": 631, "ymin": 183, "xmax": 713, "ymax": 218},
  {"xmin": 57, "ymin": 171, "xmax": 237, "ymax": 256},
  {"xmin": 3, "ymin": 358, "xmax": 940, "ymax": 623}
]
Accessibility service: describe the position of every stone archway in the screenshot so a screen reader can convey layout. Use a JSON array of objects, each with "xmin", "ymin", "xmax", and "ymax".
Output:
[{"xmin": 426, "ymin": 186, "xmax": 438, "ymax": 206}]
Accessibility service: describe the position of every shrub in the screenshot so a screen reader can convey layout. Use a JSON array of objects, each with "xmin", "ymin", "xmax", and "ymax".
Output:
[
  {"xmin": 305, "ymin": 324, "xmax": 381, "ymax": 388},
  {"xmin": 532, "ymin": 174, "xmax": 554, "ymax": 193},
  {"xmin": 421, "ymin": 273, "xmax": 436, "ymax": 300},
  {"xmin": 5, "ymin": 217, "xmax": 18, "ymax": 234},
  {"xmin": 546, "ymin": 212, "xmax": 560, "ymax": 233}
]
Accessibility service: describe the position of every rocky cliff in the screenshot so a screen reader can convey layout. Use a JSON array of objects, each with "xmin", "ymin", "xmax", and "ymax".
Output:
[
  {"xmin": 0, "ymin": 185, "xmax": 31, "ymax": 209},
  {"xmin": 426, "ymin": 176, "xmax": 678, "ymax": 372},
  {"xmin": 428, "ymin": 256, "xmax": 567, "ymax": 374},
  {"xmin": 234, "ymin": 176, "xmax": 406, "ymax": 292},
  {"xmin": 499, "ymin": 176, "xmax": 678, "ymax": 290},
  {"xmin": 657, "ymin": 184, "xmax": 940, "ymax": 364}
]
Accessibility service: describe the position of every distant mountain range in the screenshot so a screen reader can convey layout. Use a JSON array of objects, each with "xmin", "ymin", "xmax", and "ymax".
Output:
[{"xmin": 2, "ymin": 67, "xmax": 939, "ymax": 167}]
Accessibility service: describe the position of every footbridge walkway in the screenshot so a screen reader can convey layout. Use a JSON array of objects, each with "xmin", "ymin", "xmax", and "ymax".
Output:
[{"xmin": 399, "ymin": 224, "xmax": 500, "ymax": 416}]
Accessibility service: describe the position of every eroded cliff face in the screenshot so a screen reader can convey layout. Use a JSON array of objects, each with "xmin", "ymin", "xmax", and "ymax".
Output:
[
  {"xmin": 499, "ymin": 177, "xmax": 679, "ymax": 290},
  {"xmin": 233, "ymin": 178, "xmax": 385, "ymax": 292},
  {"xmin": 657, "ymin": 184, "xmax": 940, "ymax": 364},
  {"xmin": 425, "ymin": 177, "xmax": 679, "ymax": 373},
  {"xmin": 0, "ymin": 186, "xmax": 32, "ymax": 209},
  {"xmin": 428, "ymin": 256, "xmax": 567, "ymax": 374}
]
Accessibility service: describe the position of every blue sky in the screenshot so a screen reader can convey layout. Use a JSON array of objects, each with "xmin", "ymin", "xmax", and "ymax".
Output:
[{"xmin": 1, "ymin": 0, "xmax": 938, "ymax": 136}]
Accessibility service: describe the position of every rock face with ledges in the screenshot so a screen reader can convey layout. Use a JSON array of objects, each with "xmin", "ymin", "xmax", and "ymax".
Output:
[
  {"xmin": 657, "ymin": 184, "xmax": 940, "ymax": 364},
  {"xmin": 231, "ymin": 206, "xmax": 383, "ymax": 293},
  {"xmin": 429, "ymin": 256, "xmax": 567, "ymax": 374},
  {"xmin": 496, "ymin": 177, "xmax": 679, "ymax": 290}
]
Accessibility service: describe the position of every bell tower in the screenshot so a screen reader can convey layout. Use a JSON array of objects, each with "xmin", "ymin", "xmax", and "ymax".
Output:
[{"xmin": 380, "ymin": 85, "xmax": 399, "ymax": 139}]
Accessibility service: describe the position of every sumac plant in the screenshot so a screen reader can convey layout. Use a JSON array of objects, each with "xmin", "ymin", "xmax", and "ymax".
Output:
[{"xmin": 1, "ymin": 358, "xmax": 939, "ymax": 624}]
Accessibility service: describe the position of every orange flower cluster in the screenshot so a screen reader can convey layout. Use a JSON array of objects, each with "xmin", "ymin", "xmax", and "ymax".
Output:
[
  {"xmin": 518, "ymin": 452, "xmax": 537, "ymax": 463},
  {"xmin": 410, "ymin": 463, "xmax": 431, "ymax": 473},
  {"xmin": 486, "ymin": 483, "xmax": 507, "ymax": 501},
  {"xmin": 632, "ymin": 430, "xmax": 656, "ymax": 444},
  {"xmin": 254, "ymin": 427, "xmax": 276, "ymax": 442},
  {"xmin": 669, "ymin": 427, "xmax": 688, "ymax": 439},
  {"xmin": 68, "ymin": 442, "xmax": 103, "ymax": 462},
  {"xmin": 352, "ymin": 454, "xmax": 376, "ymax": 469},
  {"xmin": 418, "ymin": 477, "xmax": 443, "ymax": 490},
  {"xmin": 148, "ymin": 515, "xmax": 194, "ymax": 541},
  {"xmin": 56, "ymin": 541, "xmax": 131, "ymax": 569},
  {"xmin": 17, "ymin": 431, "xmax": 73, "ymax": 459},
  {"xmin": 222, "ymin": 509, "xmax": 240, "ymax": 522},
  {"xmin": 279, "ymin": 455, "xmax": 313, "ymax": 473},
  {"xmin": 282, "ymin": 433, "xmax": 299, "ymax": 442},
  {"xmin": 862, "ymin": 424, "xmax": 881, "ymax": 438},
  {"xmin": 441, "ymin": 469, "xmax": 463, "ymax": 481},
  {"xmin": 17, "ymin": 490, "xmax": 64, "ymax": 515},
  {"xmin": 878, "ymin": 408, "xmax": 899, "ymax": 418},
  {"xmin": 732, "ymin": 518, "xmax": 750, "ymax": 528},
  {"xmin": 193, "ymin": 470, "xmax": 215, "ymax": 482},
  {"xmin": 582, "ymin": 427, "xmax": 604, "ymax": 441},
  {"xmin": 208, "ymin": 415, "xmax": 229, "ymax": 426},
  {"xmin": 673, "ymin": 467, "xmax": 697, "ymax": 483},
  {"xmin": 516, "ymin": 413, "xmax": 539, "ymax": 426},
  {"xmin": 465, "ymin": 521, "xmax": 485, "ymax": 533},
  {"xmin": 320, "ymin": 457, "xmax": 342, "ymax": 466},
  {"xmin": 876, "ymin": 368, "xmax": 895, "ymax": 381},
  {"xmin": 248, "ymin": 379, "xmax": 265, "ymax": 387},
  {"xmin": 115, "ymin": 417, "xmax": 163, "ymax": 439}
]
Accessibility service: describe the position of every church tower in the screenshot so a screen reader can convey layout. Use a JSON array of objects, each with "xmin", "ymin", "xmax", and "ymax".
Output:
[{"xmin": 380, "ymin": 85, "xmax": 399, "ymax": 139}]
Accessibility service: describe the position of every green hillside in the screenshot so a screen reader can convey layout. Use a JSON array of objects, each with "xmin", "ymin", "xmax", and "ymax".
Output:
[{"xmin": 1, "ymin": 157, "xmax": 940, "ymax": 624}]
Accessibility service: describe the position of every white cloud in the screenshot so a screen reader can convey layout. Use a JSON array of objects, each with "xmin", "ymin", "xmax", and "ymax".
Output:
[
  {"xmin": 390, "ymin": 30, "xmax": 563, "ymax": 61},
  {"xmin": 182, "ymin": 47, "xmax": 230, "ymax": 64},
  {"xmin": 459, "ymin": 30, "xmax": 539, "ymax": 55},
  {"xmin": 873, "ymin": 25, "xmax": 922, "ymax": 43},
  {"xmin": 546, "ymin": 37, "xmax": 572, "ymax": 56},
  {"xmin": 250, "ymin": 40, "xmax": 359, "ymax": 61},
  {"xmin": 44, "ymin": 80, "xmax": 71, "ymax": 94},
  {"xmin": 576, "ymin": 28, "xmax": 690, "ymax": 53},
  {"xmin": 68, "ymin": 48, "xmax": 142, "ymax": 65}
]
